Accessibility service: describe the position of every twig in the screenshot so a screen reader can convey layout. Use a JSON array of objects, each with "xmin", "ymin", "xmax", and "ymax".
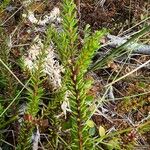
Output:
[{"xmin": 105, "ymin": 59, "xmax": 150, "ymax": 87}]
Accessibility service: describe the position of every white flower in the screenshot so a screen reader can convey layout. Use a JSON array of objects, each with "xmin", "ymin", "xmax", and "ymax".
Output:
[
  {"xmin": 22, "ymin": 0, "xmax": 32, "ymax": 7},
  {"xmin": 49, "ymin": 7, "xmax": 60, "ymax": 21},
  {"xmin": 22, "ymin": 13, "xmax": 27, "ymax": 18},
  {"xmin": 56, "ymin": 91, "xmax": 72, "ymax": 119},
  {"xmin": 61, "ymin": 101, "xmax": 71, "ymax": 119},
  {"xmin": 61, "ymin": 101, "xmax": 72, "ymax": 119},
  {"xmin": 61, "ymin": 91, "xmax": 72, "ymax": 119},
  {"xmin": 23, "ymin": 57, "xmax": 34, "ymax": 70},
  {"xmin": 27, "ymin": 7, "xmax": 61, "ymax": 26},
  {"xmin": 23, "ymin": 36, "xmax": 63, "ymax": 91},
  {"xmin": 28, "ymin": 11, "xmax": 38, "ymax": 24}
]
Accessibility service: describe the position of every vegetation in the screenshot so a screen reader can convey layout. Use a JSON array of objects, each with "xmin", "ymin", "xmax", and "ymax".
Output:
[{"xmin": 0, "ymin": 0, "xmax": 149, "ymax": 149}]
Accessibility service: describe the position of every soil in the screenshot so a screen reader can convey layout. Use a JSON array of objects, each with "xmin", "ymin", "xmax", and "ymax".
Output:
[
  {"xmin": 0, "ymin": 0, "xmax": 149, "ymax": 149},
  {"xmin": 80, "ymin": 0, "xmax": 146, "ymax": 33}
]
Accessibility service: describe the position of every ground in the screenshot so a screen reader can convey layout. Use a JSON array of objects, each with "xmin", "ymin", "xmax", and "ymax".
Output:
[{"xmin": 0, "ymin": 0, "xmax": 150, "ymax": 149}]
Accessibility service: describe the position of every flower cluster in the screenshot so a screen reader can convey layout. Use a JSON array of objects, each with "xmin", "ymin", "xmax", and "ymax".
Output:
[
  {"xmin": 23, "ymin": 36, "xmax": 63, "ymax": 91},
  {"xmin": 23, "ymin": 7, "xmax": 61, "ymax": 26}
]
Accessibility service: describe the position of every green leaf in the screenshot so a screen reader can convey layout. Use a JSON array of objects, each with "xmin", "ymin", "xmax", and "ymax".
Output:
[
  {"xmin": 138, "ymin": 82, "xmax": 146, "ymax": 88},
  {"xmin": 99, "ymin": 126, "xmax": 106, "ymax": 137},
  {"xmin": 86, "ymin": 120, "xmax": 95, "ymax": 128},
  {"xmin": 91, "ymin": 25, "xmax": 150, "ymax": 71},
  {"xmin": 107, "ymin": 138, "xmax": 121, "ymax": 150},
  {"xmin": 89, "ymin": 127, "xmax": 96, "ymax": 136}
]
